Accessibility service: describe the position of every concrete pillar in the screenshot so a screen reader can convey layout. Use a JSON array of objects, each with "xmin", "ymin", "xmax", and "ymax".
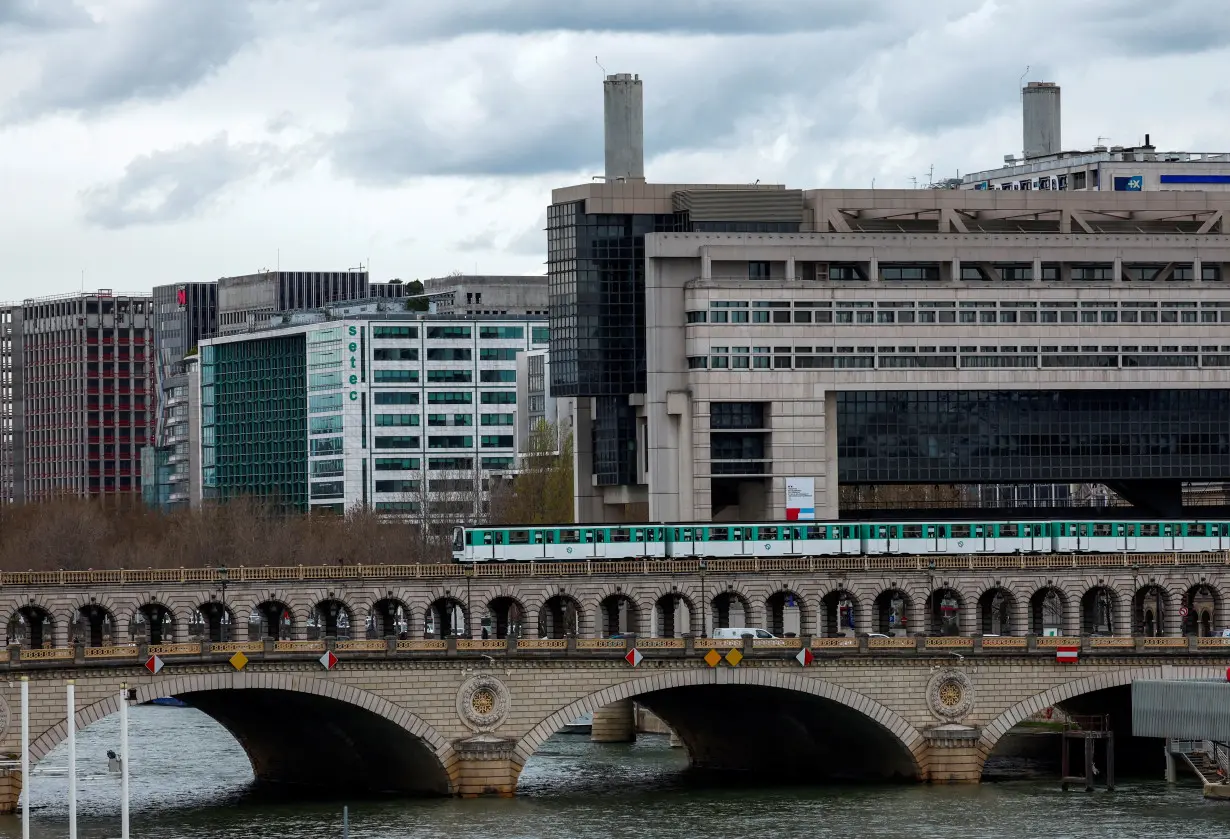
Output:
[
  {"xmin": 700, "ymin": 248, "xmax": 712, "ymax": 281},
  {"xmin": 1113, "ymin": 255, "xmax": 1123, "ymax": 282},
  {"xmin": 573, "ymin": 400, "xmax": 600, "ymax": 522},
  {"xmin": 1011, "ymin": 597, "xmax": 1028, "ymax": 637},
  {"xmin": 453, "ymin": 737, "xmax": 521, "ymax": 797},
  {"xmin": 1193, "ymin": 256, "xmax": 1203, "ymax": 283},
  {"xmin": 786, "ymin": 256, "xmax": 796, "ymax": 282},
  {"xmin": 1112, "ymin": 595, "xmax": 1131, "ymax": 637},
  {"xmin": 1063, "ymin": 596, "xmax": 1080, "ymax": 637},
  {"xmin": 669, "ymin": 732, "xmax": 684, "ymax": 749},
  {"xmin": 868, "ymin": 256, "xmax": 879, "ymax": 282},
  {"xmin": 951, "ymin": 258, "xmax": 961, "ymax": 283},
  {"xmin": 821, "ymin": 391, "xmax": 839, "ymax": 520},
  {"xmin": 591, "ymin": 699, "xmax": 636, "ymax": 743},
  {"xmin": 853, "ymin": 596, "xmax": 872, "ymax": 637},
  {"xmin": 1032, "ymin": 257, "xmax": 1043, "ymax": 282}
]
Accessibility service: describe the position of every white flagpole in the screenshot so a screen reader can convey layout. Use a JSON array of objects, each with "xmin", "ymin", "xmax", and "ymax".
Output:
[
  {"xmin": 67, "ymin": 680, "xmax": 76, "ymax": 839},
  {"xmin": 20, "ymin": 676, "xmax": 29, "ymax": 839},
  {"xmin": 119, "ymin": 684, "xmax": 130, "ymax": 839}
]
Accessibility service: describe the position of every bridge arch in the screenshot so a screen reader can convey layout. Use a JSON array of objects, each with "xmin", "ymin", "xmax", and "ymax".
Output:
[
  {"xmin": 516, "ymin": 669, "xmax": 925, "ymax": 783},
  {"xmin": 28, "ymin": 672, "xmax": 458, "ymax": 795}
]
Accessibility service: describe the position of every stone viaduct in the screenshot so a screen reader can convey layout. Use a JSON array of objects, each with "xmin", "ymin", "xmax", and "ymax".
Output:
[{"xmin": 0, "ymin": 554, "xmax": 1225, "ymax": 807}]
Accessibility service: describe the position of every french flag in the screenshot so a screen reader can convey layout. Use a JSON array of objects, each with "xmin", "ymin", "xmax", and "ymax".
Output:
[{"xmin": 1056, "ymin": 645, "xmax": 1079, "ymax": 664}]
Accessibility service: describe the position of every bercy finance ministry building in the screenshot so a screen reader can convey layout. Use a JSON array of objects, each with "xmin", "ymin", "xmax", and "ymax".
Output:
[{"xmin": 548, "ymin": 183, "xmax": 1230, "ymax": 523}]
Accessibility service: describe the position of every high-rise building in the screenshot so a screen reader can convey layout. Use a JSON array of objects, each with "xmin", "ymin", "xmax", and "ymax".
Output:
[
  {"xmin": 197, "ymin": 304, "xmax": 548, "ymax": 516},
  {"xmin": 143, "ymin": 282, "xmax": 218, "ymax": 510},
  {"xmin": 12, "ymin": 291, "xmax": 153, "ymax": 501},
  {"xmin": 1, "ymin": 303, "xmax": 16, "ymax": 503}
]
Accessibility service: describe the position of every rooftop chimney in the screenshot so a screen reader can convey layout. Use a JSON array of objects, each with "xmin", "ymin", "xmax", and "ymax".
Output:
[
  {"xmin": 1022, "ymin": 81, "xmax": 1061, "ymax": 159},
  {"xmin": 603, "ymin": 73, "xmax": 645, "ymax": 182}
]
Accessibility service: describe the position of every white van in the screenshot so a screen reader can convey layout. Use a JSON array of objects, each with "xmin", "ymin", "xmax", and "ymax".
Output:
[{"xmin": 712, "ymin": 628, "xmax": 778, "ymax": 640}]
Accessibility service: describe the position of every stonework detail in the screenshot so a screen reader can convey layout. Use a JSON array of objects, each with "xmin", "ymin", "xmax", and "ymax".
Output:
[
  {"xmin": 457, "ymin": 675, "xmax": 510, "ymax": 732},
  {"xmin": 927, "ymin": 668, "xmax": 974, "ymax": 722},
  {"xmin": 0, "ymin": 695, "xmax": 9, "ymax": 739}
]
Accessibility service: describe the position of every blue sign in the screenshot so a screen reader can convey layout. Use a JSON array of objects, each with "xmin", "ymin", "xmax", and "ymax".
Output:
[
  {"xmin": 1160, "ymin": 174, "xmax": 1230, "ymax": 184},
  {"xmin": 1113, "ymin": 175, "xmax": 1143, "ymax": 191},
  {"xmin": 974, "ymin": 181, "xmax": 989, "ymax": 190}
]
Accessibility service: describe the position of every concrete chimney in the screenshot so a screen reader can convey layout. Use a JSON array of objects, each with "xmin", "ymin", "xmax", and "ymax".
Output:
[
  {"xmin": 1022, "ymin": 81, "xmax": 1061, "ymax": 159},
  {"xmin": 603, "ymin": 73, "xmax": 645, "ymax": 182}
]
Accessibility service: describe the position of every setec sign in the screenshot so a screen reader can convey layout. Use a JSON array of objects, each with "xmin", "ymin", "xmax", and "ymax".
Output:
[
  {"xmin": 347, "ymin": 324, "xmax": 361, "ymax": 401},
  {"xmin": 785, "ymin": 477, "xmax": 815, "ymax": 521}
]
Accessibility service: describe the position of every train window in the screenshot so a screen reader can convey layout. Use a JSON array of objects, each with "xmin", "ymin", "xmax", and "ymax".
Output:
[
  {"xmin": 482, "ymin": 532, "xmax": 493, "ymax": 545},
  {"xmin": 1163, "ymin": 523, "xmax": 1175, "ymax": 536},
  {"xmin": 842, "ymin": 526, "xmax": 855, "ymax": 539},
  {"xmin": 876, "ymin": 526, "xmax": 888, "ymax": 538},
  {"xmin": 925, "ymin": 526, "xmax": 936, "ymax": 538},
  {"xmin": 710, "ymin": 527, "xmax": 728, "ymax": 541},
  {"xmin": 1191, "ymin": 523, "xmax": 1207, "ymax": 537},
  {"xmin": 538, "ymin": 532, "xmax": 550, "ymax": 544},
  {"xmin": 680, "ymin": 528, "xmax": 693, "ymax": 540},
  {"xmin": 632, "ymin": 529, "xmax": 644, "ymax": 541},
  {"xmin": 1114, "ymin": 524, "xmax": 1125, "ymax": 536},
  {"xmin": 559, "ymin": 529, "xmax": 580, "ymax": 543},
  {"xmin": 494, "ymin": 532, "xmax": 505, "ymax": 544},
  {"xmin": 1142, "ymin": 523, "xmax": 1159, "ymax": 537},
  {"xmin": 610, "ymin": 529, "xmax": 630, "ymax": 543},
  {"xmin": 509, "ymin": 531, "xmax": 529, "ymax": 544},
  {"xmin": 973, "ymin": 525, "xmax": 984, "ymax": 536},
  {"xmin": 755, "ymin": 527, "xmax": 774, "ymax": 540},
  {"xmin": 951, "ymin": 524, "xmax": 970, "ymax": 538},
  {"xmin": 903, "ymin": 525, "xmax": 923, "ymax": 538},
  {"xmin": 805, "ymin": 526, "xmax": 824, "ymax": 540},
  {"xmin": 1094, "ymin": 523, "xmax": 1111, "ymax": 537}
]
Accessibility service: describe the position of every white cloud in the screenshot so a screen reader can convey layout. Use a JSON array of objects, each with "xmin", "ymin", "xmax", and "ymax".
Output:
[{"xmin": 0, "ymin": 0, "xmax": 1227, "ymax": 300}]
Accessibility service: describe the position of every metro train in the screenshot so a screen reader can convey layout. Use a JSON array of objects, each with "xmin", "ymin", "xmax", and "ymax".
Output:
[{"xmin": 452, "ymin": 520, "xmax": 1230, "ymax": 563}]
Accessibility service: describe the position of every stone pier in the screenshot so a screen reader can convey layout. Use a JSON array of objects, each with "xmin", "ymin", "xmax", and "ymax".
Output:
[{"xmin": 590, "ymin": 699, "xmax": 636, "ymax": 743}]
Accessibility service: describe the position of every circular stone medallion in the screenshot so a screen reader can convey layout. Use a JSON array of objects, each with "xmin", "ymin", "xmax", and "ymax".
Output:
[
  {"xmin": 457, "ymin": 675, "xmax": 510, "ymax": 732},
  {"xmin": 926, "ymin": 667, "xmax": 974, "ymax": 722}
]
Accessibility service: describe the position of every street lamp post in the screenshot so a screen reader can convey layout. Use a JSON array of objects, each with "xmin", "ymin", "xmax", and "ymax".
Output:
[
  {"xmin": 699, "ymin": 559, "xmax": 708, "ymax": 638},
  {"xmin": 465, "ymin": 567, "xmax": 474, "ymax": 638},
  {"xmin": 218, "ymin": 564, "xmax": 229, "ymax": 642}
]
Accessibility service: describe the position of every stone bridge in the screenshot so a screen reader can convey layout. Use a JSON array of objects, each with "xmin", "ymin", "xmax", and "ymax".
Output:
[
  {"xmin": 4, "ymin": 553, "xmax": 1230, "ymax": 647},
  {"xmin": 0, "ymin": 635, "xmax": 1229, "ymax": 807}
]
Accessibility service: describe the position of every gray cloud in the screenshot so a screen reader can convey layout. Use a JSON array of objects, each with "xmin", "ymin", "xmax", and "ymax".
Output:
[
  {"xmin": 7, "ymin": 0, "xmax": 256, "ymax": 120},
  {"xmin": 0, "ymin": 0, "xmax": 89, "ymax": 30},
  {"xmin": 80, "ymin": 134, "xmax": 270, "ymax": 229},
  {"xmin": 319, "ymin": 0, "xmax": 889, "ymax": 42}
]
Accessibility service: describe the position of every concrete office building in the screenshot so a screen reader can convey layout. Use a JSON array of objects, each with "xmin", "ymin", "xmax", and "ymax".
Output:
[
  {"xmin": 550, "ymin": 74, "xmax": 1230, "ymax": 524},
  {"xmin": 198, "ymin": 305, "xmax": 548, "ymax": 514},
  {"xmin": 217, "ymin": 270, "xmax": 370, "ymax": 335},
  {"xmin": 962, "ymin": 83, "xmax": 1230, "ymax": 192},
  {"xmin": 142, "ymin": 282, "xmax": 218, "ymax": 510},
  {"xmin": 5, "ymin": 291, "xmax": 153, "ymax": 502},
  {"xmin": 515, "ymin": 349, "xmax": 574, "ymax": 456},
  {"xmin": 420, "ymin": 275, "xmax": 548, "ymax": 317}
]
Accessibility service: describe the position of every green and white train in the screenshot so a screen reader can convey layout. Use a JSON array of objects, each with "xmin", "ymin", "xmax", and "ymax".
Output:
[{"xmin": 452, "ymin": 520, "xmax": 1230, "ymax": 563}]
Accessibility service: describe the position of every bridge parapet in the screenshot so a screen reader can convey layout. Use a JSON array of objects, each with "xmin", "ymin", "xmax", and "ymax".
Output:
[
  {"xmin": 5, "ymin": 635, "xmax": 1230, "ymax": 670},
  {"xmin": 2, "ymin": 551, "xmax": 1227, "ymax": 586}
]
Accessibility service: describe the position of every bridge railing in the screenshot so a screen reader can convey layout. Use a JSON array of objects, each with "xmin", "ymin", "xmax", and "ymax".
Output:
[
  {"xmin": 6, "ymin": 633, "xmax": 1230, "ymax": 669},
  {"xmin": 1, "ymin": 550, "xmax": 1227, "ymax": 586}
]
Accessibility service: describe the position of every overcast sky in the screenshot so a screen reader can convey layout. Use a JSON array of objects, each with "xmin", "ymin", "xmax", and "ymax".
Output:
[{"xmin": 1, "ymin": 0, "xmax": 1228, "ymax": 300}]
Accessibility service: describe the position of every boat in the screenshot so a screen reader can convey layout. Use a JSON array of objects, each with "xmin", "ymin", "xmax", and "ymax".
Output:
[
  {"xmin": 149, "ymin": 697, "xmax": 188, "ymax": 708},
  {"xmin": 560, "ymin": 712, "xmax": 592, "ymax": 735}
]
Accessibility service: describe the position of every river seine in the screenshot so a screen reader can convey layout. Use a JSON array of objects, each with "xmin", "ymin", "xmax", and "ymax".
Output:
[{"xmin": 1, "ymin": 705, "xmax": 1228, "ymax": 838}]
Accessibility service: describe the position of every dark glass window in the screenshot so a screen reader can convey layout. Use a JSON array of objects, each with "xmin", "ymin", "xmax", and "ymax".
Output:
[
  {"xmin": 374, "ymin": 391, "xmax": 418, "ymax": 405},
  {"xmin": 710, "ymin": 402, "xmax": 766, "ymax": 429},
  {"xmin": 838, "ymin": 390, "xmax": 1230, "ymax": 483},
  {"xmin": 374, "ymin": 348, "xmax": 418, "ymax": 361}
]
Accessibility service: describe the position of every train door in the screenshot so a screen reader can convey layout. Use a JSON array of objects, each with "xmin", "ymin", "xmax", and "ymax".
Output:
[
  {"xmin": 671, "ymin": 526, "xmax": 699, "ymax": 558},
  {"xmin": 1120, "ymin": 523, "xmax": 1136, "ymax": 552},
  {"xmin": 840, "ymin": 524, "xmax": 860, "ymax": 555},
  {"xmin": 977, "ymin": 523, "xmax": 995, "ymax": 553},
  {"xmin": 1167, "ymin": 522, "xmax": 1185, "ymax": 552}
]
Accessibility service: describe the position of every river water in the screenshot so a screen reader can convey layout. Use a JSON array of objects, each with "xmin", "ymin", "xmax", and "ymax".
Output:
[{"xmin": 2, "ymin": 706, "xmax": 1229, "ymax": 839}]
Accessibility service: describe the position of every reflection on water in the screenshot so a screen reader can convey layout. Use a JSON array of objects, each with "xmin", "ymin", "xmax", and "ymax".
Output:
[{"xmin": 2, "ymin": 706, "xmax": 1230, "ymax": 839}]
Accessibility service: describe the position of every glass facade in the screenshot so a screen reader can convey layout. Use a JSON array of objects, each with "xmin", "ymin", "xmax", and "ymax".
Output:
[
  {"xmin": 201, "ymin": 335, "xmax": 308, "ymax": 509},
  {"xmin": 838, "ymin": 390, "xmax": 1230, "ymax": 483}
]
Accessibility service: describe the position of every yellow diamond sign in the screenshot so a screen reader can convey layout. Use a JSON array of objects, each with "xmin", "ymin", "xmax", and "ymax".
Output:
[
  {"xmin": 229, "ymin": 651, "xmax": 249, "ymax": 671},
  {"xmin": 703, "ymin": 649, "xmax": 722, "ymax": 667},
  {"xmin": 725, "ymin": 648, "xmax": 743, "ymax": 667}
]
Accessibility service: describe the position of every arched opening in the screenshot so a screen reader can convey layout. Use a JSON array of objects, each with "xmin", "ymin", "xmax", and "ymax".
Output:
[
  {"xmin": 369, "ymin": 598, "xmax": 411, "ymax": 639},
  {"xmin": 7, "ymin": 605, "xmax": 54, "ymax": 649},
  {"xmin": 248, "ymin": 600, "xmax": 293, "ymax": 641},
  {"xmin": 74, "ymin": 604, "xmax": 116, "ymax": 647},
  {"xmin": 425, "ymin": 597, "xmax": 467, "ymax": 638},
  {"xmin": 874, "ymin": 589, "xmax": 911, "ymax": 635},
  {"xmin": 538, "ymin": 594, "xmax": 581, "ymax": 639},
  {"xmin": 1183, "ymin": 583, "xmax": 1219, "ymax": 637},
  {"xmin": 599, "ymin": 594, "xmax": 639, "ymax": 637},
  {"xmin": 821, "ymin": 589, "xmax": 858, "ymax": 637},
  {"xmin": 1081, "ymin": 586, "xmax": 1116, "ymax": 636},
  {"xmin": 765, "ymin": 590, "xmax": 803, "ymax": 637},
  {"xmin": 486, "ymin": 596, "xmax": 524, "ymax": 639},
  {"xmin": 1029, "ymin": 586, "xmax": 1065, "ymax": 636},
  {"xmin": 1133, "ymin": 585, "xmax": 1167, "ymax": 637},
  {"xmin": 309, "ymin": 599, "xmax": 353, "ymax": 640},
  {"xmin": 130, "ymin": 603, "xmax": 175, "ymax": 644},
  {"xmin": 31, "ymin": 678, "xmax": 453, "ymax": 798},
  {"xmin": 656, "ymin": 593, "xmax": 695, "ymax": 638},
  {"xmin": 194, "ymin": 601, "xmax": 234, "ymax": 642},
  {"xmin": 926, "ymin": 588, "xmax": 962, "ymax": 636},
  {"xmin": 709, "ymin": 590, "xmax": 749, "ymax": 631},
  {"xmin": 517, "ymin": 672, "xmax": 922, "ymax": 788},
  {"xmin": 981, "ymin": 670, "xmax": 1172, "ymax": 781},
  {"xmin": 978, "ymin": 587, "xmax": 1015, "ymax": 636}
]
